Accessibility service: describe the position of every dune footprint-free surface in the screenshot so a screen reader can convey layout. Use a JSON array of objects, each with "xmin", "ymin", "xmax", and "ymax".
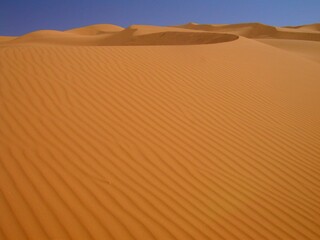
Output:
[{"xmin": 1, "ymin": 23, "xmax": 320, "ymax": 240}]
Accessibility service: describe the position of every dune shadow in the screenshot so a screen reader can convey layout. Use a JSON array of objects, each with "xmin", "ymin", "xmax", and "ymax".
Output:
[
  {"xmin": 104, "ymin": 31, "xmax": 239, "ymax": 46},
  {"xmin": 1, "ymin": 30, "xmax": 239, "ymax": 46}
]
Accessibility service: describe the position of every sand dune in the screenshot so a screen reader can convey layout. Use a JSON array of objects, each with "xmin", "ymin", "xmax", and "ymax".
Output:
[
  {"xmin": 65, "ymin": 24, "xmax": 124, "ymax": 35},
  {"xmin": 102, "ymin": 25, "xmax": 239, "ymax": 45},
  {"xmin": 258, "ymin": 39, "xmax": 320, "ymax": 62},
  {"xmin": 175, "ymin": 22, "xmax": 278, "ymax": 38},
  {"xmin": 1, "ymin": 23, "xmax": 320, "ymax": 240},
  {"xmin": 3, "ymin": 22, "xmax": 320, "ymax": 46},
  {"xmin": 284, "ymin": 23, "xmax": 320, "ymax": 32},
  {"xmin": 175, "ymin": 22, "xmax": 320, "ymax": 41},
  {"xmin": 2, "ymin": 25, "xmax": 239, "ymax": 46},
  {"xmin": 0, "ymin": 36, "xmax": 16, "ymax": 43}
]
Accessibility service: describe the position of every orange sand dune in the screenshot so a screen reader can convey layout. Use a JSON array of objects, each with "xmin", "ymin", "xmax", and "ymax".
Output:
[
  {"xmin": 0, "ymin": 36, "xmax": 16, "ymax": 43},
  {"xmin": 2, "ymin": 25, "xmax": 239, "ymax": 46},
  {"xmin": 284, "ymin": 23, "xmax": 320, "ymax": 32},
  {"xmin": 175, "ymin": 22, "xmax": 278, "ymax": 38},
  {"xmin": 102, "ymin": 25, "xmax": 239, "ymax": 45},
  {"xmin": 175, "ymin": 22, "xmax": 320, "ymax": 41},
  {"xmin": 65, "ymin": 24, "xmax": 125, "ymax": 35},
  {"xmin": 1, "ymin": 23, "xmax": 320, "ymax": 240},
  {"xmin": 258, "ymin": 39, "xmax": 320, "ymax": 63}
]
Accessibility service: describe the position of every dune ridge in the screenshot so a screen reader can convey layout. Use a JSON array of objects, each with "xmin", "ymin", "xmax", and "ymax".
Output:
[
  {"xmin": 1, "ymin": 23, "xmax": 320, "ymax": 240},
  {"xmin": 2, "ymin": 22, "xmax": 320, "ymax": 46},
  {"xmin": 65, "ymin": 24, "xmax": 125, "ymax": 35},
  {"xmin": 175, "ymin": 22, "xmax": 320, "ymax": 41},
  {"xmin": 2, "ymin": 25, "xmax": 239, "ymax": 46},
  {"xmin": 283, "ymin": 23, "xmax": 320, "ymax": 32}
]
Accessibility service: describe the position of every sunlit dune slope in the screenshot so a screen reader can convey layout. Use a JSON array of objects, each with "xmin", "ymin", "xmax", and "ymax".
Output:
[
  {"xmin": 258, "ymin": 39, "xmax": 320, "ymax": 62},
  {"xmin": 0, "ymin": 36, "xmax": 16, "ymax": 43},
  {"xmin": 1, "ymin": 23, "xmax": 320, "ymax": 240},
  {"xmin": 65, "ymin": 24, "xmax": 125, "ymax": 35}
]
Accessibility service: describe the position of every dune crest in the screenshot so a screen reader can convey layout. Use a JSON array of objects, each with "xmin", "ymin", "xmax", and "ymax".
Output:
[
  {"xmin": 175, "ymin": 22, "xmax": 320, "ymax": 41},
  {"xmin": 175, "ymin": 22, "xmax": 278, "ymax": 38},
  {"xmin": 3, "ymin": 22, "xmax": 320, "ymax": 46},
  {"xmin": 65, "ymin": 24, "xmax": 125, "ymax": 35},
  {"xmin": 284, "ymin": 23, "xmax": 320, "ymax": 32},
  {"xmin": 0, "ymin": 36, "xmax": 16, "ymax": 43},
  {"xmin": 1, "ymin": 24, "xmax": 239, "ymax": 46}
]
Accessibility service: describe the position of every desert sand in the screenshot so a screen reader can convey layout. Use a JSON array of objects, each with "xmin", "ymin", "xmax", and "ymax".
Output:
[{"xmin": 0, "ymin": 22, "xmax": 320, "ymax": 240}]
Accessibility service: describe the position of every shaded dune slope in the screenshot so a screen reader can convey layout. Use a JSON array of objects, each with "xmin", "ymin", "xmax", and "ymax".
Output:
[
  {"xmin": 175, "ymin": 22, "xmax": 278, "ymax": 38},
  {"xmin": 175, "ymin": 22, "xmax": 320, "ymax": 41},
  {"xmin": 284, "ymin": 23, "xmax": 320, "ymax": 32},
  {"xmin": 101, "ymin": 26, "xmax": 239, "ymax": 45}
]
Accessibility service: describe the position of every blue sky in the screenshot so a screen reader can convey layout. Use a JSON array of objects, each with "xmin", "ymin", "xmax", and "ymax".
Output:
[{"xmin": 1, "ymin": 0, "xmax": 320, "ymax": 36}]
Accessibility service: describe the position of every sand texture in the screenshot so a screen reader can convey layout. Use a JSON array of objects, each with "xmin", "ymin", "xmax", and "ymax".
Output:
[{"xmin": 1, "ymin": 23, "xmax": 320, "ymax": 240}]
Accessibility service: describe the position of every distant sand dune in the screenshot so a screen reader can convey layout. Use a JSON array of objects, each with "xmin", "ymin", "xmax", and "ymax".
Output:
[
  {"xmin": 3, "ymin": 25, "xmax": 239, "ymax": 46},
  {"xmin": 65, "ymin": 24, "xmax": 125, "ymax": 35},
  {"xmin": 1, "ymin": 23, "xmax": 320, "ymax": 240},
  {"xmin": 176, "ymin": 22, "xmax": 320, "ymax": 41},
  {"xmin": 3, "ymin": 23, "xmax": 320, "ymax": 46},
  {"xmin": 103, "ymin": 28, "xmax": 239, "ymax": 45},
  {"xmin": 284, "ymin": 23, "xmax": 320, "ymax": 32},
  {"xmin": 175, "ymin": 22, "xmax": 278, "ymax": 38}
]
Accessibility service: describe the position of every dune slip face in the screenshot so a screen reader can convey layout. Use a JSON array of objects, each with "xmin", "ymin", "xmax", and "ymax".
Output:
[{"xmin": 1, "ymin": 23, "xmax": 320, "ymax": 240}]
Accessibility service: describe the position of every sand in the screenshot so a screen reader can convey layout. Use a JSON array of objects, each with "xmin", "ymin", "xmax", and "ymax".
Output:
[{"xmin": 1, "ymin": 23, "xmax": 320, "ymax": 240}]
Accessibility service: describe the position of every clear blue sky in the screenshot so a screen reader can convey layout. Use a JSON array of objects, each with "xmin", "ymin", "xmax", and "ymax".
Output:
[{"xmin": 1, "ymin": 0, "xmax": 320, "ymax": 36}]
